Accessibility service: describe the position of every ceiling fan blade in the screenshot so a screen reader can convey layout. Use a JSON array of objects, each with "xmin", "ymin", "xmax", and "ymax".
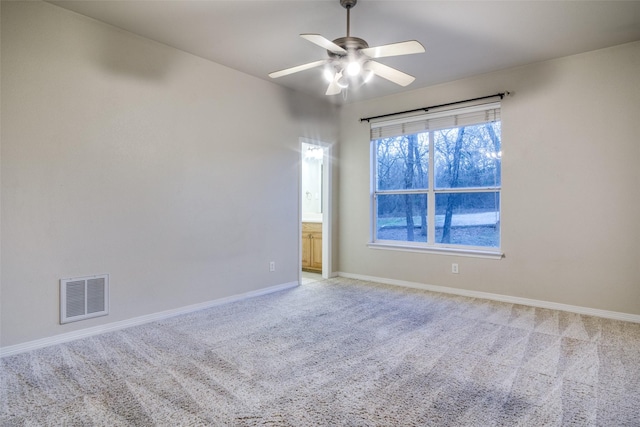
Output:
[
  {"xmin": 300, "ymin": 34, "xmax": 347, "ymax": 55},
  {"xmin": 364, "ymin": 61, "xmax": 416, "ymax": 87},
  {"xmin": 361, "ymin": 40, "xmax": 425, "ymax": 59},
  {"xmin": 268, "ymin": 59, "xmax": 328, "ymax": 79}
]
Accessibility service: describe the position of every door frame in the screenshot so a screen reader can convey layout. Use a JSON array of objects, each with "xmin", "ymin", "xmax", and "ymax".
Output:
[{"xmin": 299, "ymin": 138, "xmax": 333, "ymax": 282}]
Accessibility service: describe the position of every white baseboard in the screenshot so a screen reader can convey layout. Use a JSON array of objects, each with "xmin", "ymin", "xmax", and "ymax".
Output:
[
  {"xmin": 0, "ymin": 281, "xmax": 299, "ymax": 358},
  {"xmin": 5, "ymin": 274, "xmax": 637, "ymax": 358},
  {"xmin": 338, "ymin": 272, "xmax": 640, "ymax": 324}
]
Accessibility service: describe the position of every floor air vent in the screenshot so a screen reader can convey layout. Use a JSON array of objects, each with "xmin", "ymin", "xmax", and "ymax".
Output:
[{"xmin": 60, "ymin": 274, "xmax": 109, "ymax": 324}]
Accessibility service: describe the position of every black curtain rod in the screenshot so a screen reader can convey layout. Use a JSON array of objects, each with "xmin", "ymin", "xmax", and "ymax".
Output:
[{"xmin": 359, "ymin": 92, "xmax": 509, "ymax": 123}]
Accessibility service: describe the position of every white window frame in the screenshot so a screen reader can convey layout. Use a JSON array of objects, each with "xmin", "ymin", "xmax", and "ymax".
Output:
[{"xmin": 368, "ymin": 102, "xmax": 504, "ymax": 259}]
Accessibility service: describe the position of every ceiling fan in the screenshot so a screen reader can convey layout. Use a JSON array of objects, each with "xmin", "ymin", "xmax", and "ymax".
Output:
[{"xmin": 268, "ymin": 0, "xmax": 425, "ymax": 96}]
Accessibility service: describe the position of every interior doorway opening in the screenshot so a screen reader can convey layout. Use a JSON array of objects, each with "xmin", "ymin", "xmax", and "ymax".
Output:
[{"xmin": 300, "ymin": 139, "xmax": 331, "ymax": 284}]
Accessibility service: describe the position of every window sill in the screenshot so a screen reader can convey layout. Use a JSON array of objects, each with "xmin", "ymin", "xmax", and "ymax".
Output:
[{"xmin": 367, "ymin": 242, "xmax": 504, "ymax": 260}]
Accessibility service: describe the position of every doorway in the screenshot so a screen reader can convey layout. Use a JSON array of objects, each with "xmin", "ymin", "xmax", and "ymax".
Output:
[{"xmin": 300, "ymin": 139, "xmax": 331, "ymax": 284}]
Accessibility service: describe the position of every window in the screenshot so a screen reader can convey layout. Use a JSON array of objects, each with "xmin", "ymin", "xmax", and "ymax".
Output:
[{"xmin": 370, "ymin": 102, "xmax": 502, "ymax": 257}]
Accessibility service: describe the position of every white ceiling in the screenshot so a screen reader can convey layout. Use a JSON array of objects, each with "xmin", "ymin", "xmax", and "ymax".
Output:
[{"xmin": 48, "ymin": 0, "xmax": 640, "ymax": 104}]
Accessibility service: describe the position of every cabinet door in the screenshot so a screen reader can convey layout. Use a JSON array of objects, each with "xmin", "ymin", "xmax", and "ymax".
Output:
[
  {"xmin": 301, "ymin": 232, "xmax": 311, "ymax": 268},
  {"xmin": 310, "ymin": 232, "xmax": 323, "ymax": 270}
]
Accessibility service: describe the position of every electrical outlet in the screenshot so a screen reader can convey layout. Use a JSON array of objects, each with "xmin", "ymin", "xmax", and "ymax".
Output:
[
  {"xmin": 269, "ymin": 261, "xmax": 275, "ymax": 272},
  {"xmin": 452, "ymin": 263, "xmax": 459, "ymax": 274}
]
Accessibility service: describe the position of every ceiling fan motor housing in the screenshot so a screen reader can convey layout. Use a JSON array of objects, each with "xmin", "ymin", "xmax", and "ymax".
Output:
[{"xmin": 328, "ymin": 36, "xmax": 368, "ymax": 58}]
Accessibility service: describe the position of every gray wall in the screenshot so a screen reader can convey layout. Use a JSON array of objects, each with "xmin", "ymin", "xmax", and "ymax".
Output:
[
  {"xmin": 3, "ymin": 1, "xmax": 639, "ymax": 349},
  {"xmin": 338, "ymin": 41, "xmax": 640, "ymax": 316},
  {"xmin": 1, "ymin": 1, "xmax": 338, "ymax": 347}
]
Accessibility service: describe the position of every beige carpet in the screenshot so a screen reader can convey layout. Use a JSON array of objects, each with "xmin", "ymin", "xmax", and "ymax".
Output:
[{"xmin": 2, "ymin": 277, "xmax": 639, "ymax": 426}]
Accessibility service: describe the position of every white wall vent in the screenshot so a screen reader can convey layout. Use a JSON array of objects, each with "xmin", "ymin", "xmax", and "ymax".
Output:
[{"xmin": 60, "ymin": 274, "xmax": 109, "ymax": 324}]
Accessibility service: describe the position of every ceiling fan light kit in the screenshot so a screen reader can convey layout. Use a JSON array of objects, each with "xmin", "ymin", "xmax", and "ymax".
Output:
[{"xmin": 268, "ymin": 0, "xmax": 425, "ymax": 97}]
